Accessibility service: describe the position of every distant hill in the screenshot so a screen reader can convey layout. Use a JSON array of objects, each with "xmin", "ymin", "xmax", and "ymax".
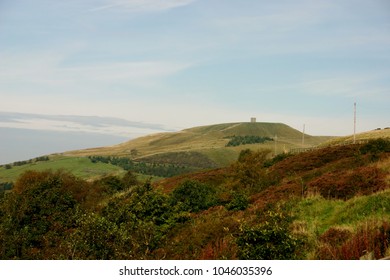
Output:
[
  {"xmin": 66, "ymin": 122, "xmax": 333, "ymax": 167},
  {"xmin": 0, "ymin": 122, "xmax": 334, "ymax": 182}
]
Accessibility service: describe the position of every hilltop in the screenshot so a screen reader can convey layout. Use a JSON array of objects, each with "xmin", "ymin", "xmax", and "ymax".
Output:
[
  {"xmin": 0, "ymin": 122, "xmax": 333, "ymax": 183},
  {"xmin": 65, "ymin": 122, "xmax": 332, "ymax": 166},
  {"xmin": 3, "ymin": 122, "xmax": 389, "ymax": 184}
]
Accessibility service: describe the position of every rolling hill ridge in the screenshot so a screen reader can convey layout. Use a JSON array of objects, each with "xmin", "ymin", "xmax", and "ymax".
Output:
[
  {"xmin": 2, "ymin": 122, "xmax": 389, "ymax": 183},
  {"xmin": 0, "ymin": 122, "xmax": 334, "ymax": 182},
  {"xmin": 1, "ymin": 121, "xmax": 389, "ymax": 260},
  {"xmin": 65, "ymin": 122, "xmax": 332, "ymax": 166},
  {"xmin": 1, "ymin": 132, "xmax": 389, "ymax": 260}
]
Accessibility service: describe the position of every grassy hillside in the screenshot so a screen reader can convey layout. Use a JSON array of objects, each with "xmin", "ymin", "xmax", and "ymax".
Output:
[
  {"xmin": 0, "ymin": 121, "xmax": 360, "ymax": 184},
  {"xmin": 153, "ymin": 139, "xmax": 390, "ymax": 260},
  {"xmin": 0, "ymin": 156, "xmax": 125, "ymax": 182},
  {"xmin": 323, "ymin": 128, "xmax": 390, "ymax": 146},
  {"xmin": 3, "ymin": 123, "xmax": 388, "ymax": 184},
  {"xmin": 1, "ymin": 138, "xmax": 388, "ymax": 260},
  {"xmin": 66, "ymin": 122, "xmax": 332, "ymax": 167}
]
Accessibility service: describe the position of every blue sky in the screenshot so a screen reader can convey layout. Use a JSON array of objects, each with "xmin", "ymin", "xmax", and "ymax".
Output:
[{"xmin": 0, "ymin": 0, "xmax": 389, "ymax": 136}]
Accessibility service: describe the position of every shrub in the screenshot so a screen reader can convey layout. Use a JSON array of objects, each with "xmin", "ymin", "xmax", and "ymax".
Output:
[
  {"xmin": 96, "ymin": 175, "xmax": 125, "ymax": 193},
  {"xmin": 316, "ymin": 221, "xmax": 390, "ymax": 259},
  {"xmin": 226, "ymin": 136, "xmax": 272, "ymax": 147},
  {"xmin": 360, "ymin": 138, "xmax": 390, "ymax": 161},
  {"xmin": 236, "ymin": 210, "xmax": 302, "ymax": 260},
  {"xmin": 170, "ymin": 180, "xmax": 217, "ymax": 212},
  {"xmin": 0, "ymin": 170, "xmax": 81, "ymax": 259},
  {"xmin": 360, "ymin": 138, "xmax": 390, "ymax": 154},
  {"xmin": 307, "ymin": 166, "xmax": 387, "ymax": 200},
  {"xmin": 231, "ymin": 149, "xmax": 275, "ymax": 193},
  {"xmin": 121, "ymin": 170, "xmax": 139, "ymax": 188},
  {"xmin": 226, "ymin": 192, "xmax": 249, "ymax": 211},
  {"xmin": 319, "ymin": 227, "xmax": 352, "ymax": 247},
  {"xmin": 263, "ymin": 152, "xmax": 293, "ymax": 168},
  {"xmin": 99, "ymin": 182, "xmax": 182, "ymax": 259},
  {"xmin": 69, "ymin": 213, "xmax": 131, "ymax": 260}
]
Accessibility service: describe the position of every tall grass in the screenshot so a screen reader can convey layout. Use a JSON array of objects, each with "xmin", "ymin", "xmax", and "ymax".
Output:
[
  {"xmin": 292, "ymin": 188, "xmax": 390, "ymax": 259},
  {"xmin": 294, "ymin": 189, "xmax": 390, "ymax": 232}
]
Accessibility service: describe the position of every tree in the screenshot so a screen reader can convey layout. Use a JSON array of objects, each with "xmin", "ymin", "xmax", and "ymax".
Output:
[
  {"xmin": 170, "ymin": 180, "xmax": 217, "ymax": 212},
  {"xmin": 231, "ymin": 149, "xmax": 274, "ymax": 192},
  {"xmin": 122, "ymin": 170, "xmax": 139, "ymax": 188},
  {"xmin": 0, "ymin": 170, "xmax": 82, "ymax": 259}
]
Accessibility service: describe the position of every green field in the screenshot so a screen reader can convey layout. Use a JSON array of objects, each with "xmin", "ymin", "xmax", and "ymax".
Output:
[{"xmin": 0, "ymin": 156, "xmax": 125, "ymax": 182}]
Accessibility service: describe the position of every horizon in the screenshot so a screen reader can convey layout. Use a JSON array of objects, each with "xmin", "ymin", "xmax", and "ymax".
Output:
[
  {"xmin": 1, "ymin": 0, "xmax": 389, "ymax": 147},
  {"xmin": 1, "ymin": 109, "xmax": 380, "ymax": 138},
  {"xmin": 1, "ymin": 109, "xmax": 387, "ymax": 165}
]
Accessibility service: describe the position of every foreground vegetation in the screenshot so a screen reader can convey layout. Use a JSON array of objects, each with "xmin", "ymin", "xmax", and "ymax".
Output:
[{"xmin": 0, "ymin": 139, "xmax": 389, "ymax": 259}]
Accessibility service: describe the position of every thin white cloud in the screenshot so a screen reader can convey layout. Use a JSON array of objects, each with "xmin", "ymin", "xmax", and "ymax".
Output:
[
  {"xmin": 90, "ymin": 0, "xmax": 196, "ymax": 13},
  {"xmin": 0, "ymin": 113, "xmax": 172, "ymax": 138},
  {"xmin": 0, "ymin": 50, "xmax": 193, "ymax": 91}
]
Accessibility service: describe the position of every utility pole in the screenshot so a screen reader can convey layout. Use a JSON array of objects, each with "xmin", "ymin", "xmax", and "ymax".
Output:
[
  {"xmin": 302, "ymin": 124, "xmax": 305, "ymax": 146},
  {"xmin": 353, "ymin": 102, "xmax": 356, "ymax": 144},
  {"xmin": 274, "ymin": 135, "xmax": 278, "ymax": 155}
]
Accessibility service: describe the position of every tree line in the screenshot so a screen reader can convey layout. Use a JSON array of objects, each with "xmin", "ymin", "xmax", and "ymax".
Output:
[
  {"xmin": 226, "ymin": 135, "xmax": 273, "ymax": 147},
  {"xmin": 89, "ymin": 156, "xmax": 198, "ymax": 178},
  {"xmin": 0, "ymin": 169, "xmax": 261, "ymax": 259},
  {"xmin": 0, "ymin": 148, "xmax": 303, "ymax": 260},
  {"xmin": 1, "ymin": 156, "xmax": 50, "ymax": 170}
]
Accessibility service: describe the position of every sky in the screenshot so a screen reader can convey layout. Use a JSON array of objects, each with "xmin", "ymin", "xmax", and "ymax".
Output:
[{"xmin": 0, "ymin": 0, "xmax": 389, "ymax": 136}]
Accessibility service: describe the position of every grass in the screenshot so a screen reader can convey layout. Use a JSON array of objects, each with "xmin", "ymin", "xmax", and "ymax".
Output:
[
  {"xmin": 0, "ymin": 156, "xmax": 125, "ymax": 182},
  {"xmin": 323, "ymin": 129, "xmax": 390, "ymax": 146},
  {"xmin": 66, "ymin": 122, "xmax": 332, "ymax": 161},
  {"xmin": 200, "ymin": 148, "xmax": 239, "ymax": 166},
  {"xmin": 293, "ymin": 188, "xmax": 390, "ymax": 235}
]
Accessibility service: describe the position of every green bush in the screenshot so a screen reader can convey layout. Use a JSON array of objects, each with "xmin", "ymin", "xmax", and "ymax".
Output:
[
  {"xmin": 226, "ymin": 192, "xmax": 249, "ymax": 211},
  {"xmin": 237, "ymin": 210, "xmax": 301, "ymax": 260},
  {"xmin": 360, "ymin": 138, "xmax": 390, "ymax": 161},
  {"xmin": 231, "ymin": 149, "xmax": 276, "ymax": 193},
  {"xmin": 97, "ymin": 182, "xmax": 184, "ymax": 259},
  {"xmin": 96, "ymin": 175, "xmax": 125, "ymax": 193},
  {"xmin": 226, "ymin": 135, "xmax": 272, "ymax": 147},
  {"xmin": 0, "ymin": 170, "xmax": 81, "ymax": 259},
  {"xmin": 263, "ymin": 152, "xmax": 293, "ymax": 167},
  {"xmin": 170, "ymin": 180, "xmax": 217, "ymax": 212}
]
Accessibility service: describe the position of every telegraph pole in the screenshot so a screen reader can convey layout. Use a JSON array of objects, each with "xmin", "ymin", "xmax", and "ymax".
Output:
[
  {"xmin": 302, "ymin": 124, "xmax": 305, "ymax": 146},
  {"xmin": 274, "ymin": 135, "xmax": 278, "ymax": 156},
  {"xmin": 353, "ymin": 102, "xmax": 356, "ymax": 144}
]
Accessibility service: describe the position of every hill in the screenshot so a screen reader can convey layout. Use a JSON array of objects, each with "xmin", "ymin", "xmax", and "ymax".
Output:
[
  {"xmin": 0, "ymin": 122, "xmax": 332, "ymax": 183},
  {"xmin": 1, "ymin": 138, "xmax": 389, "ymax": 260},
  {"xmin": 151, "ymin": 138, "xmax": 390, "ymax": 259},
  {"xmin": 322, "ymin": 128, "xmax": 390, "ymax": 146},
  {"xmin": 65, "ymin": 122, "xmax": 332, "ymax": 166}
]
